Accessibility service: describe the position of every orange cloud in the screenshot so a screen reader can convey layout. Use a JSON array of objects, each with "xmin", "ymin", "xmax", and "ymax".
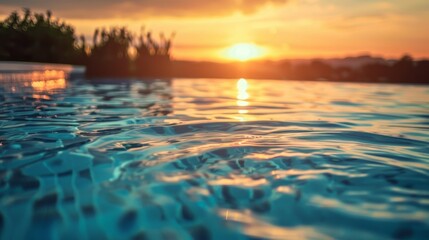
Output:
[{"xmin": 0, "ymin": 0, "xmax": 288, "ymax": 19}]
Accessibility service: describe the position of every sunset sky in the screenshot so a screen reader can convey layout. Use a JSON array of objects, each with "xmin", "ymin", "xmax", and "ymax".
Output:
[{"xmin": 1, "ymin": 0, "xmax": 429, "ymax": 61}]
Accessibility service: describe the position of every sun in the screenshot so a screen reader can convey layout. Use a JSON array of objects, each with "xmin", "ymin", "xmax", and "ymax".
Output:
[{"xmin": 224, "ymin": 43, "xmax": 264, "ymax": 61}]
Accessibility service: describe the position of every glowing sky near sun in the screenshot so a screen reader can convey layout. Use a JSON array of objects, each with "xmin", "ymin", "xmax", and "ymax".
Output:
[{"xmin": 1, "ymin": 0, "xmax": 428, "ymax": 61}]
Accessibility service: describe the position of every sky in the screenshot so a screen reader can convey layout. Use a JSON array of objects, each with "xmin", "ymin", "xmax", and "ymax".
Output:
[{"xmin": 1, "ymin": 0, "xmax": 429, "ymax": 61}]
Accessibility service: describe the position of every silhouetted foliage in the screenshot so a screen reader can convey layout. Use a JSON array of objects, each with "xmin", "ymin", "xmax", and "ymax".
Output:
[
  {"xmin": 85, "ymin": 27, "xmax": 175, "ymax": 77},
  {"xmin": 359, "ymin": 63, "xmax": 390, "ymax": 82},
  {"xmin": 0, "ymin": 9, "xmax": 174, "ymax": 78},
  {"xmin": 415, "ymin": 60, "xmax": 429, "ymax": 83},
  {"xmin": 390, "ymin": 55, "xmax": 414, "ymax": 82},
  {"xmin": 275, "ymin": 55, "xmax": 428, "ymax": 83},
  {"xmin": 0, "ymin": 9, "xmax": 86, "ymax": 64},
  {"xmin": 291, "ymin": 60, "xmax": 333, "ymax": 81},
  {"xmin": 86, "ymin": 27, "xmax": 133, "ymax": 77},
  {"xmin": 135, "ymin": 30, "xmax": 175, "ymax": 77}
]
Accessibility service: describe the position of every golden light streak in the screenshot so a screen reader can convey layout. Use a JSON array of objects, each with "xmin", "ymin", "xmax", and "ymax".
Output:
[{"xmin": 236, "ymin": 78, "xmax": 250, "ymax": 121}]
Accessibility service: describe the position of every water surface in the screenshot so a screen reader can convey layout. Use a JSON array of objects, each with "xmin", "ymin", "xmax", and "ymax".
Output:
[{"xmin": 1, "ymin": 73, "xmax": 429, "ymax": 239}]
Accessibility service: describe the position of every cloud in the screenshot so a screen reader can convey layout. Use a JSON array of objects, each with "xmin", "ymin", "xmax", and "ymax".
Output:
[
  {"xmin": 0, "ymin": 0, "xmax": 288, "ymax": 19},
  {"xmin": 326, "ymin": 14, "xmax": 388, "ymax": 30}
]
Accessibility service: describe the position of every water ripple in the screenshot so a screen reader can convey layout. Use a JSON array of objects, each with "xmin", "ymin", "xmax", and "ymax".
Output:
[{"xmin": 1, "ymin": 77, "xmax": 429, "ymax": 239}]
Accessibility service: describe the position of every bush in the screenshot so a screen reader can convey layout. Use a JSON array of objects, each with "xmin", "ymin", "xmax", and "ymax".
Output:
[
  {"xmin": 0, "ymin": 9, "xmax": 86, "ymax": 64},
  {"xmin": 135, "ymin": 30, "xmax": 175, "ymax": 77},
  {"xmin": 86, "ymin": 27, "xmax": 133, "ymax": 77}
]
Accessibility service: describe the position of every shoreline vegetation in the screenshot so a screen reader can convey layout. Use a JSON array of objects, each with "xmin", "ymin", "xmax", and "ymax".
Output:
[{"xmin": 1, "ymin": 9, "xmax": 428, "ymax": 83}]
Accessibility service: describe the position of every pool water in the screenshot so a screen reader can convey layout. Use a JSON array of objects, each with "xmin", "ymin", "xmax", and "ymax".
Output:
[{"xmin": 1, "ymin": 74, "xmax": 429, "ymax": 239}]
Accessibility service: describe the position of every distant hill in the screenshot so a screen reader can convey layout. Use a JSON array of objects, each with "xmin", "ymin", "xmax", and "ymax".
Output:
[
  {"xmin": 277, "ymin": 55, "xmax": 396, "ymax": 69},
  {"xmin": 169, "ymin": 55, "xmax": 429, "ymax": 83}
]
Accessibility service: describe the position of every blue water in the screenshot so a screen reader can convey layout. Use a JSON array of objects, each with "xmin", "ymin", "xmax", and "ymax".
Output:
[{"xmin": 1, "ymin": 73, "xmax": 429, "ymax": 239}]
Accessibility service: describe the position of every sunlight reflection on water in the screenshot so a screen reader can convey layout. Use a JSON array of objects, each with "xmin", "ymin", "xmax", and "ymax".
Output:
[{"xmin": 236, "ymin": 78, "xmax": 250, "ymax": 121}]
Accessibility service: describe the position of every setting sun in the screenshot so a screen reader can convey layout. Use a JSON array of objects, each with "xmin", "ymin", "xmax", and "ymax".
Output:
[{"xmin": 224, "ymin": 43, "xmax": 265, "ymax": 61}]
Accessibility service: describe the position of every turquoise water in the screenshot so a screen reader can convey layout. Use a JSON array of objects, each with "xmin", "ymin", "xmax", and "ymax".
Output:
[{"xmin": 1, "ymin": 73, "xmax": 429, "ymax": 239}]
